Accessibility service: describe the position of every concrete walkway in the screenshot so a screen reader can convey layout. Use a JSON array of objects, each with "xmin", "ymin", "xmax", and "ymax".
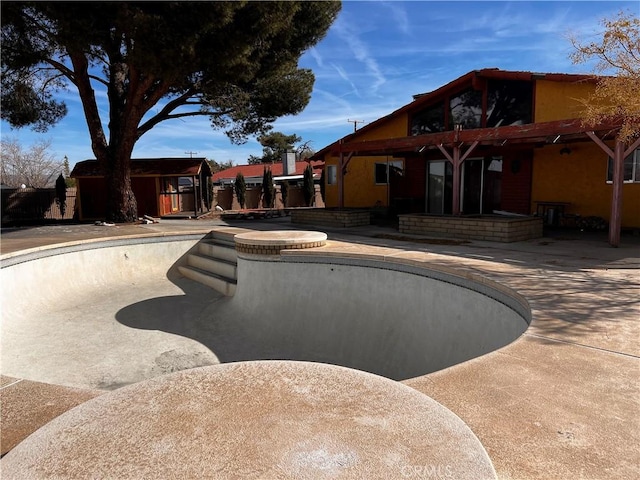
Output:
[{"xmin": 1, "ymin": 217, "xmax": 639, "ymax": 479}]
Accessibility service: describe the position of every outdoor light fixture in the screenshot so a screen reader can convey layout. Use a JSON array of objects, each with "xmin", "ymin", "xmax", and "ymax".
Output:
[{"xmin": 560, "ymin": 146, "xmax": 572, "ymax": 155}]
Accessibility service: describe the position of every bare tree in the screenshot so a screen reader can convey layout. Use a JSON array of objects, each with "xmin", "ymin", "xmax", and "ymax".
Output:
[
  {"xmin": 569, "ymin": 10, "xmax": 640, "ymax": 142},
  {"xmin": 0, "ymin": 138, "xmax": 63, "ymax": 187}
]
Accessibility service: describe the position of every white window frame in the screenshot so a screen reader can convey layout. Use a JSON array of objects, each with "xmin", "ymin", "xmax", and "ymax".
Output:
[
  {"xmin": 606, "ymin": 149, "xmax": 640, "ymax": 184},
  {"xmin": 374, "ymin": 160, "xmax": 404, "ymax": 185},
  {"xmin": 326, "ymin": 165, "xmax": 337, "ymax": 185}
]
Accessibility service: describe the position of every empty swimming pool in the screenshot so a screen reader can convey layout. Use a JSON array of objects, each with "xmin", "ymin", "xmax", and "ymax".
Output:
[{"xmin": 0, "ymin": 229, "xmax": 530, "ymax": 389}]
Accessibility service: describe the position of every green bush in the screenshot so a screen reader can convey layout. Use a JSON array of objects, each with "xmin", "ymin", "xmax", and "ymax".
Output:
[
  {"xmin": 261, "ymin": 167, "xmax": 275, "ymax": 208},
  {"xmin": 55, "ymin": 174, "xmax": 67, "ymax": 218},
  {"xmin": 234, "ymin": 172, "xmax": 246, "ymax": 209},
  {"xmin": 303, "ymin": 163, "xmax": 314, "ymax": 206}
]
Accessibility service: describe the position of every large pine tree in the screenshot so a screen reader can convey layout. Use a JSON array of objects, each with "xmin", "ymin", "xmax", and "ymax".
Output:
[{"xmin": 1, "ymin": 1, "xmax": 341, "ymax": 221}]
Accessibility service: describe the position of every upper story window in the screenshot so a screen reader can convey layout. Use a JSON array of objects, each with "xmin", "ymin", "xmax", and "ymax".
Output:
[
  {"xmin": 449, "ymin": 88, "xmax": 482, "ymax": 129},
  {"xmin": 410, "ymin": 78, "xmax": 533, "ymax": 135},
  {"xmin": 607, "ymin": 149, "xmax": 640, "ymax": 183},
  {"xmin": 410, "ymin": 101, "xmax": 445, "ymax": 135},
  {"xmin": 486, "ymin": 80, "xmax": 532, "ymax": 127}
]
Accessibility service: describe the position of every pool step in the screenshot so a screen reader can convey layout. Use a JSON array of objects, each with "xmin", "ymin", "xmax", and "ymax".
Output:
[
  {"xmin": 177, "ymin": 228, "xmax": 247, "ymax": 296},
  {"xmin": 178, "ymin": 264, "xmax": 237, "ymax": 296},
  {"xmin": 186, "ymin": 252, "xmax": 237, "ymax": 280}
]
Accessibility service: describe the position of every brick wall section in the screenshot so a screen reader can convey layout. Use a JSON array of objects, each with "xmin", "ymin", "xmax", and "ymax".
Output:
[
  {"xmin": 235, "ymin": 241, "xmax": 326, "ymax": 255},
  {"xmin": 398, "ymin": 215, "xmax": 543, "ymax": 242},
  {"xmin": 291, "ymin": 209, "xmax": 371, "ymax": 228}
]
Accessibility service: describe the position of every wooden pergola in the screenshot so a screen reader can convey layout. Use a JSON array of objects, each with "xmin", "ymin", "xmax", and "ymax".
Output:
[{"xmin": 328, "ymin": 117, "xmax": 638, "ymax": 247}]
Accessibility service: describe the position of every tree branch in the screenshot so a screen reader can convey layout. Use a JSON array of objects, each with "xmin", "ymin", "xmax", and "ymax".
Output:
[
  {"xmin": 68, "ymin": 51, "xmax": 109, "ymax": 160},
  {"xmin": 137, "ymin": 107, "xmax": 234, "ymax": 137}
]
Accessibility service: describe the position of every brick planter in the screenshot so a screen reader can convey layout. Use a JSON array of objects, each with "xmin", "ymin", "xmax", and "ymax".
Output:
[
  {"xmin": 398, "ymin": 214, "xmax": 543, "ymax": 243},
  {"xmin": 291, "ymin": 208, "xmax": 371, "ymax": 228}
]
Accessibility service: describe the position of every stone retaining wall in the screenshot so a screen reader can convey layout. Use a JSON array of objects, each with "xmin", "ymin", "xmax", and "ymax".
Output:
[
  {"xmin": 291, "ymin": 208, "xmax": 371, "ymax": 228},
  {"xmin": 398, "ymin": 214, "xmax": 543, "ymax": 242}
]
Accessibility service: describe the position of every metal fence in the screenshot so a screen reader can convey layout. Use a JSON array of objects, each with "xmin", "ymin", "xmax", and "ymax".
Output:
[{"xmin": 1, "ymin": 187, "xmax": 77, "ymax": 226}]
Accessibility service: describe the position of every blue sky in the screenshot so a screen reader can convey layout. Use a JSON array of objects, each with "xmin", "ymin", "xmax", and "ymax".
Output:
[{"xmin": 1, "ymin": 0, "xmax": 638, "ymax": 169}]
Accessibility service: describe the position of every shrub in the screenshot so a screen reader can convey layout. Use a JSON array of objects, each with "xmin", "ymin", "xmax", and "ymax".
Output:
[
  {"xmin": 55, "ymin": 174, "xmax": 67, "ymax": 218},
  {"xmin": 303, "ymin": 163, "xmax": 314, "ymax": 206},
  {"xmin": 261, "ymin": 167, "xmax": 275, "ymax": 208},
  {"xmin": 234, "ymin": 172, "xmax": 246, "ymax": 209}
]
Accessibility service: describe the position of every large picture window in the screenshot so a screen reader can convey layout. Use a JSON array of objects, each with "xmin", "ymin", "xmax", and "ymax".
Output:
[
  {"xmin": 607, "ymin": 149, "xmax": 640, "ymax": 183},
  {"xmin": 410, "ymin": 78, "xmax": 534, "ymax": 135},
  {"xmin": 410, "ymin": 101, "xmax": 445, "ymax": 135},
  {"xmin": 486, "ymin": 80, "xmax": 532, "ymax": 127},
  {"xmin": 449, "ymin": 88, "xmax": 482, "ymax": 129}
]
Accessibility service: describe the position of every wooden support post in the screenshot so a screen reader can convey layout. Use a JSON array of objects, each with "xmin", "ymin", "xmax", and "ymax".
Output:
[
  {"xmin": 586, "ymin": 133, "xmax": 640, "ymax": 247},
  {"xmin": 338, "ymin": 141, "xmax": 344, "ymax": 209},
  {"xmin": 452, "ymin": 145, "xmax": 461, "ymax": 215},
  {"xmin": 609, "ymin": 140, "xmax": 624, "ymax": 247},
  {"xmin": 437, "ymin": 140, "xmax": 478, "ymax": 216}
]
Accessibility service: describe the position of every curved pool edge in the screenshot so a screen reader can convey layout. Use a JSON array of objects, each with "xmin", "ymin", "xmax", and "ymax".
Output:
[
  {"xmin": 1, "ymin": 227, "xmax": 529, "ymax": 477},
  {"xmin": 2, "ymin": 227, "xmax": 532, "ymax": 383},
  {"xmin": 1, "ymin": 361, "xmax": 498, "ymax": 480},
  {"xmin": 3, "ymin": 226, "xmax": 637, "ymax": 480},
  {"xmin": 0, "ymin": 229, "xmax": 214, "ymax": 267},
  {"xmin": 278, "ymin": 248, "xmax": 532, "ymax": 326}
]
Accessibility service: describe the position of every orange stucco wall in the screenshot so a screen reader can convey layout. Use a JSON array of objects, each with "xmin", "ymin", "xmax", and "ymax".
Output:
[
  {"xmin": 534, "ymin": 79, "xmax": 593, "ymax": 122},
  {"xmin": 322, "ymin": 77, "xmax": 639, "ymax": 227},
  {"xmin": 323, "ymin": 113, "xmax": 408, "ymax": 208},
  {"xmin": 532, "ymin": 144, "xmax": 640, "ymax": 228}
]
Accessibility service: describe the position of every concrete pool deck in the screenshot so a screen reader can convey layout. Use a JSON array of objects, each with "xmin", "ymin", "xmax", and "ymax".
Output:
[{"xmin": 1, "ymin": 218, "xmax": 639, "ymax": 479}]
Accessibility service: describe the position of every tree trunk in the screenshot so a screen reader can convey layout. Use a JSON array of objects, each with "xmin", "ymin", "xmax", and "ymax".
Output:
[{"xmin": 101, "ymin": 150, "xmax": 138, "ymax": 223}]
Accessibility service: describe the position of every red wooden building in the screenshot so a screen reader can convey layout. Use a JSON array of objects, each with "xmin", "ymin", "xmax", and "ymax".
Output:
[{"xmin": 71, "ymin": 157, "xmax": 213, "ymax": 220}]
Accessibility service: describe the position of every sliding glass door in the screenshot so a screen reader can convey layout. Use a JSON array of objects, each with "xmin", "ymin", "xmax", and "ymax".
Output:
[
  {"xmin": 426, "ymin": 157, "xmax": 502, "ymax": 215},
  {"xmin": 426, "ymin": 161, "xmax": 452, "ymax": 214}
]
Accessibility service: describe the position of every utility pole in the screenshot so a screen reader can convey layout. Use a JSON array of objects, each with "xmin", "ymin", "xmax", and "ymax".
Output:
[
  {"xmin": 347, "ymin": 119, "xmax": 365, "ymax": 133},
  {"xmin": 185, "ymin": 151, "xmax": 198, "ymax": 159}
]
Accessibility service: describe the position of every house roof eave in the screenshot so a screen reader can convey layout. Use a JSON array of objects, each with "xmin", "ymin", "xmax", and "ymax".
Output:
[{"xmin": 327, "ymin": 117, "xmax": 623, "ymax": 157}]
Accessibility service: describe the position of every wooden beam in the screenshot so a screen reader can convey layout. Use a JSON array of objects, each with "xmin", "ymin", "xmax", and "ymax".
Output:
[
  {"xmin": 624, "ymin": 137, "xmax": 640, "ymax": 158},
  {"xmin": 342, "ymin": 152, "xmax": 354, "ymax": 174},
  {"xmin": 436, "ymin": 142, "xmax": 478, "ymax": 215},
  {"xmin": 338, "ymin": 141, "xmax": 344, "ymax": 209},
  {"xmin": 329, "ymin": 117, "xmax": 623, "ymax": 156},
  {"xmin": 609, "ymin": 140, "xmax": 624, "ymax": 247},
  {"xmin": 460, "ymin": 141, "xmax": 479, "ymax": 163},
  {"xmin": 452, "ymin": 146, "xmax": 461, "ymax": 215},
  {"xmin": 585, "ymin": 133, "xmax": 639, "ymax": 247},
  {"xmin": 586, "ymin": 131, "xmax": 614, "ymax": 158}
]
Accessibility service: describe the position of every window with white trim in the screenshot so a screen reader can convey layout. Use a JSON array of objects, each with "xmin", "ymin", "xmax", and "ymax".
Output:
[
  {"xmin": 326, "ymin": 165, "xmax": 337, "ymax": 185},
  {"xmin": 374, "ymin": 160, "xmax": 403, "ymax": 184},
  {"xmin": 607, "ymin": 149, "xmax": 640, "ymax": 183}
]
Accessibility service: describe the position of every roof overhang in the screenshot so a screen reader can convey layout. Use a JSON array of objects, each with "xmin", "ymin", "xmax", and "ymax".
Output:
[{"xmin": 327, "ymin": 117, "xmax": 623, "ymax": 157}]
